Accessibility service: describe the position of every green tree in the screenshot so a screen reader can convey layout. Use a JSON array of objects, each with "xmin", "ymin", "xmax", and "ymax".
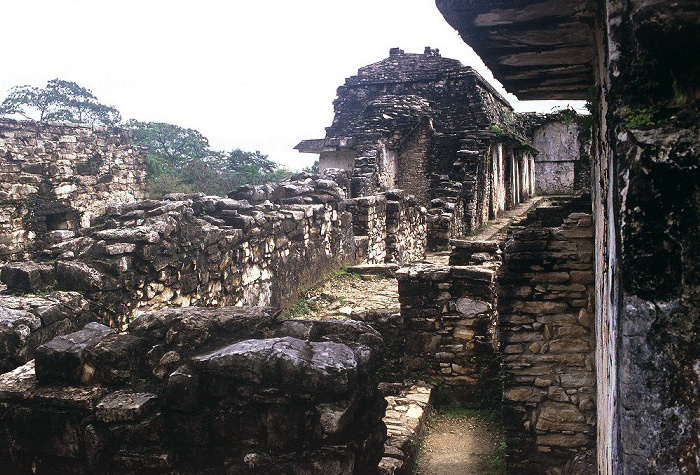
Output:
[
  {"xmin": 0, "ymin": 79, "xmax": 121, "ymax": 125},
  {"xmin": 227, "ymin": 149, "xmax": 277, "ymax": 173},
  {"xmin": 148, "ymin": 173, "xmax": 194, "ymax": 199},
  {"xmin": 303, "ymin": 160, "xmax": 320, "ymax": 174},
  {"xmin": 128, "ymin": 120, "xmax": 291, "ymax": 197},
  {"xmin": 0, "ymin": 85, "xmax": 55, "ymax": 121},
  {"xmin": 45, "ymin": 79, "xmax": 121, "ymax": 125},
  {"xmin": 222, "ymin": 149, "xmax": 291, "ymax": 188},
  {"xmin": 128, "ymin": 120, "xmax": 216, "ymax": 172}
]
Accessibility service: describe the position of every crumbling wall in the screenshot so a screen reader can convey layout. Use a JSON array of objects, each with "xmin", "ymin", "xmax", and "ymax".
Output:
[
  {"xmin": 37, "ymin": 177, "xmax": 356, "ymax": 328},
  {"xmin": 396, "ymin": 263, "xmax": 500, "ymax": 405},
  {"xmin": 0, "ymin": 119, "xmax": 148, "ymax": 261},
  {"xmin": 384, "ymin": 190, "xmax": 426, "ymax": 265},
  {"xmin": 3, "ymin": 174, "xmax": 426, "ymax": 329},
  {"xmin": 0, "ymin": 310, "xmax": 387, "ymax": 474},
  {"xmin": 0, "ymin": 290, "xmax": 97, "ymax": 373},
  {"xmin": 498, "ymin": 207, "xmax": 595, "ymax": 472}
]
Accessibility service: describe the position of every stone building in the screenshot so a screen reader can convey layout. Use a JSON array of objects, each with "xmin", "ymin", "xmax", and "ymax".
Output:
[
  {"xmin": 437, "ymin": 0, "xmax": 700, "ymax": 473},
  {"xmin": 522, "ymin": 112, "xmax": 592, "ymax": 195},
  {"xmin": 0, "ymin": 119, "xmax": 148, "ymax": 261},
  {"xmin": 297, "ymin": 47, "xmax": 540, "ymax": 249}
]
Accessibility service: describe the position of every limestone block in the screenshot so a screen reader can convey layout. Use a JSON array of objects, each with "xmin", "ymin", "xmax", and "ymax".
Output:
[
  {"xmin": 455, "ymin": 297, "xmax": 490, "ymax": 316},
  {"xmin": 192, "ymin": 337, "xmax": 358, "ymax": 396},
  {"xmin": 317, "ymin": 399, "xmax": 355, "ymax": 436},
  {"xmin": 96, "ymin": 390, "xmax": 158, "ymax": 423},
  {"xmin": 35, "ymin": 322, "xmax": 115, "ymax": 384},
  {"xmin": 0, "ymin": 261, "xmax": 54, "ymax": 292}
]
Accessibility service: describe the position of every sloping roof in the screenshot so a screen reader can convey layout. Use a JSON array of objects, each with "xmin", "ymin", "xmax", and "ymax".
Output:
[{"xmin": 436, "ymin": 0, "xmax": 597, "ymax": 100}]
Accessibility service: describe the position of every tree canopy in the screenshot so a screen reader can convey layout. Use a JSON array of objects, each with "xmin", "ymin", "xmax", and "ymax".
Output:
[
  {"xmin": 127, "ymin": 120, "xmax": 218, "ymax": 172},
  {"xmin": 0, "ymin": 79, "xmax": 121, "ymax": 125},
  {"xmin": 0, "ymin": 79, "xmax": 297, "ymax": 198},
  {"xmin": 127, "ymin": 121, "xmax": 292, "ymax": 198}
]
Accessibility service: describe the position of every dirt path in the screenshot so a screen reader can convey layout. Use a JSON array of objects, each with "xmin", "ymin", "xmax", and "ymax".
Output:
[
  {"xmin": 415, "ymin": 410, "xmax": 505, "ymax": 475},
  {"xmin": 289, "ymin": 270, "xmax": 399, "ymax": 320}
]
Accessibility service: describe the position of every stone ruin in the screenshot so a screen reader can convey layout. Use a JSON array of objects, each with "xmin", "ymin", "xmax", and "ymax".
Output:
[
  {"xmin": 0, "ymin": 309, "xmax": 386, "ymax": 474},
  {"xmin": 297, "ymin": 48, "xmax": 590, "ymax": 250},
  {"xmin": 0, "ymin": 119, "xmax": 148, "ymax": 261},
  {"xmin": 436, "ymin": 0, "xmax": 700, "ymax": 473},
  {"xmin": 0, "ymin": 0, "xmax": 698, "ymax": 472}
]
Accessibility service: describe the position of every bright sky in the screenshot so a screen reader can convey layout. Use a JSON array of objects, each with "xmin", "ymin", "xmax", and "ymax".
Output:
[{"xmin": 2, "ymin": 0, "xmax": 584, "ymax": 170}]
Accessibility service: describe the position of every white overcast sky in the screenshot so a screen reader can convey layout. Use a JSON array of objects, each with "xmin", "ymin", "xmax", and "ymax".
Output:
[{"xmin": 2, "ymin": 0, "xmax": 584, "ymax": 170}]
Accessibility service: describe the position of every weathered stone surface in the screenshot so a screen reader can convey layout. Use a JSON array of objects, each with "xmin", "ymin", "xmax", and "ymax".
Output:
[
  {"xmin": 35, "ymin": 322, "xmax": 114, "ymax": 384},
  {"xmin": 0, "ymin": 119, "xmax": 147, "ymax": 261},
  {"xmin": 0, "ymin": 291, "xmax": 97, "ymax": 373},
  {"xmin": 396, "ymin": 259, "xmax": 500, "ymax": 405},
  {"xmin": 193, "ymin": 337, "xmax": 358, "ymax": 395},
  {"xmin": 0, "ymin": 311, "xmax": 387, "ymax": 474},
  {"xmin": 498, "ymin": 204, "xmax": 595, "ymax": 472},
  {"xmin": 0, "ymin": 261, "xmax": 54, "ymax": 292},
  {"xmin": 380, "ymin": 383, "xmax": 432, "ymax": 475},
  {"xmin": 95, "ymin": 390, "xmax": 158, "ymax": 423},
  {"xmin": 55, "ymin": 261, "xmax": 105, "ymax": 291},
  {"xmin": 82, "ymin": 333, "xmax": 146, "ymax": 384}
]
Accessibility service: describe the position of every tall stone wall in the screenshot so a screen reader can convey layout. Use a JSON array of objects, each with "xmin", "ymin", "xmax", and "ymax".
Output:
[
  {"xmin": 347, "ymin": 195, "xmax": 387, "ymax": 265},
  {"xmin": 581, "ymin": 2, "xmax": 700, "ymax": 473},
  {"xmin": 397, "ymin": 124, "xmax": 431, "ymax": 207},
  {"xmin": 498, "ymin": 207, "xmax": 596, "ymax": 472},
  {"xmin": 0, "ymin": 119, "xmax": 148, "ymax": 261},
  {"xmin": 384, "ymin": 190, "xmax": 426, "ymax": 265},
  {"xmin": 0, "ymin": 310, "xmax": 387, "ymax": 474}
]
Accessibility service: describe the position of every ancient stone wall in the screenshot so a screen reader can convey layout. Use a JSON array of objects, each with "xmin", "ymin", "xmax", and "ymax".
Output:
[
  {"xmin": 592, "ymin": 2, "xmax": 700, "ymax": 472},
  {"xmin": 396, "ymin": 124, "xmax": 431, "ymax": 207},
  {"xmin": 396, "ymin": 263, "xmax": 500, "ymax": 406},
  {"xmin": 0, "ymin": 310, "xmax": 387, "ymax": 474},
  {"xmin": 347, "ymin": 190, "xmax": 426, "ymax": 265},
  {"xmin": 0, "ymin": 119, "xmax": 148, "ymax": 261},
  {"xmin": 0, "ymin": 290, "xmax": 97, "ymax": 373},
  {"xmin": 498, "ymin": 205, "xmax": 596, "ymax": 472},
  {"xmin": 347, "ymin": 195, "xmax": 387, "ymax": 265},
  {"xmin": 384, "ymin": 190, "xmax": 426, "ymax": 265},
  {"xmin": 34, "ymin": 176, "xmax": 356, "ymax": 328},
  {"xmin": 2, "ymin": 174, "xmax": 426, "ymax": 329}
]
